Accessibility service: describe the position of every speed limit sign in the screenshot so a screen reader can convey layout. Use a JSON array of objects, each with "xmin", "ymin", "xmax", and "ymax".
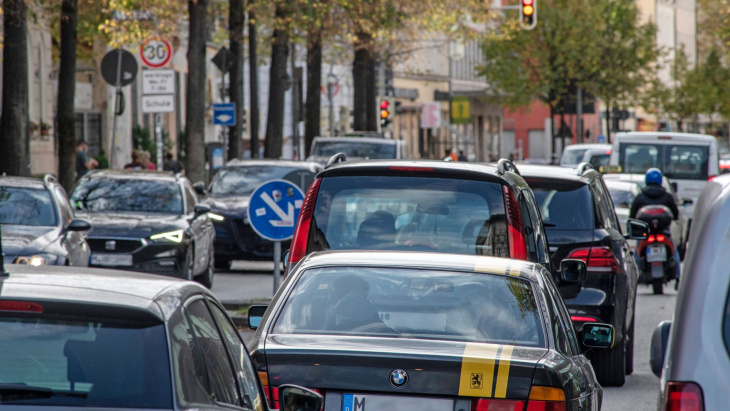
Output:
[{"xmin": 140, "ymin": 38, "xmax": 173, "ymax": 68}]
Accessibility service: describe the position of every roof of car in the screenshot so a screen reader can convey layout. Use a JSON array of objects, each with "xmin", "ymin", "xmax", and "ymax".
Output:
[
  {"xmin": 614, "ymin": 131, "xmax": 716, "ymax": 142},
  {"xmin": 564, "ymin": 144, "xmax": 612, "ymax": 151},
  {"xmin": 517, "ymin": 163, "xmax": 599, "ymax": 182},
  {"xmin": 83, "ymin": 169, "xmax": 178, "ymax": 180},
  {"xmin": 297, "ymin": 251, "xmax": 542, "ymax": 282},
  {"xmin": 0, "ymin": 175, "xmax": 49, "ymax": 189},
  {"xmin": 312, "ymin": 137, "xmax": 398, "ymax": 144},
  {"xmin": 322, "ymin": 159, "xmax": 500, "ymax": 175},
  {"xmin": 0, "ymin": 265, "xmax": 209, "ymax": 320},
  {"xmin": 225, "ymin": 159, "xmax": 322, "ymax": 171},
  {"xmin": 604, "ymin": 180, "xmax": 640, "ymax": 191}
]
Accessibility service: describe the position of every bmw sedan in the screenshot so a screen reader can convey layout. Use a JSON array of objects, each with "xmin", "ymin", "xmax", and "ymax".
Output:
[
  {"xmin": 248, "ymin": 251, "xmax": 614, "ymax": 411},
  {"xmin": 70, "ymin": 170, "xmax": 215, "ymax": 287}
]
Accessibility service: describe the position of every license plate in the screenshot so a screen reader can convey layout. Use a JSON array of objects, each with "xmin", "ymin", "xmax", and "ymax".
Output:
[
  {"xmin": 646, "ymin": 245, "xmax": 667, "ymax": 263},
  {"xmin": 90, "ymin": 253, "xmax": 133, "ymax": 267},
  {"xmin": 342, "ymin": 393, "xmax": 452, "ymax": 411}
]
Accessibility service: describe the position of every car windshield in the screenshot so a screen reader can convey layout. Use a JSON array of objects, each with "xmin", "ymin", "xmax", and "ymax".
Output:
[
  {"xmin": 0, "ymin": 187, "xmax": 57, "ymax": 226},
  {"xmin": 606, "ymin": 187, "xmax": 635, "ymax": 209},
  {"xmin": 529, "ymin": 181, "xmax": 594, "ymax": 230},
  {"xmin": 618, "ymin": 143, "xmax": 710, "ymax": 180},
  {"xmin": 71, "ymin": 178, "xmax": 183, "ymax": 214},
  {"xmin": 0, "ymin": 314, "xmax": 171, "ymax": 408},
  {"xmin": 209, "ymin": 165, "xmax": 315, "ymax": 195},
  {"xmin": 312, "ymin": 141, "xmax": 397, "ymax": 159},
  {"xmin": 561, "ymin": 148, "xmax": 588, "ymax": 166},
  {"xmin": 311, "ymin": 176, "xmax": 508, "ymax": 256},
  {"xmin": 273, "ymin": 266, "xmax": 545, "ymax": 346},
  {"xmin": 589, "ymin": 153, "xmax": 610, "ymax": 169}
]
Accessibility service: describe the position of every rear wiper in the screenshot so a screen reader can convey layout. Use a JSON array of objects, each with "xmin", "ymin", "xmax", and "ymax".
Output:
[
  {"xmin": 0, "ymin": 384, "xmax": 52, "ymax": 402},
  {"xmin": 542, "ymin": 223, "xmax": 557, "ymax": 227}
]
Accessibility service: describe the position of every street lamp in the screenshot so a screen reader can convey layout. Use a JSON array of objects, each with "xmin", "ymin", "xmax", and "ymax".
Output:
[{"xmin": 326, "ymin": 69, "xmax": 338, "ymax": 137}]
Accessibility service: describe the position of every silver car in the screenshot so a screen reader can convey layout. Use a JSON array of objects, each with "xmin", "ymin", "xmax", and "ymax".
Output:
[{"xmin": 650, "ymin": 173, "xmax": 730, "ymax": 410}]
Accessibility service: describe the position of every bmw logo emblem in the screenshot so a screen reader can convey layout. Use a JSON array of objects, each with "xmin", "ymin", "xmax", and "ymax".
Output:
[{"xmin": 389, "ymin": 369, "xmax": 408, "ymax": 388}]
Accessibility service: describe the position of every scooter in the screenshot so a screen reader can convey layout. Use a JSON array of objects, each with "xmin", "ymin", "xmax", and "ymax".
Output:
[{"xmin": 635, "ymin": 205, "xmax": 676, "ymax": 295}]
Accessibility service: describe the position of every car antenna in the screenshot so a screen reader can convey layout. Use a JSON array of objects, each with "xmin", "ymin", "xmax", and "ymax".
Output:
[{"xmin": 0, "ymin": 224, "xmax": 8, "ymax": 276}]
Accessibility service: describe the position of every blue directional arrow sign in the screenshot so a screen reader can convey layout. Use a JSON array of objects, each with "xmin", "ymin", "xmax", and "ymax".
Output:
[
  {"xmin": 213, "ymin": 102, "xmax": 236, "ymax": 126},
  {"xmin": 247, "ymin": 179, "xmax": 305, "ymax": 241}
]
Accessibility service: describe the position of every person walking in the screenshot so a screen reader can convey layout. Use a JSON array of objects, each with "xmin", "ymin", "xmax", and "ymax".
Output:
[
  {"xmin": 75, "ymin": 140, "xmax": 98, "ymax": 180},
  {"xmin": 124, "ymin": 150, "xmax": 144, "ymax": 170},
  {"xmin": 140, "ymin": 151, "xmax": 156, "ymax": 170},
  {"xmin": 163, "ymin": 152, "xmax": 184, "ymax": 174}
]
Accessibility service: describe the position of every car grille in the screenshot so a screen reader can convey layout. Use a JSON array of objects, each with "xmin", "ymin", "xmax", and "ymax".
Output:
[
  {"xmin": 87, "ymin": 238, "xmax": 144, "ymax": 253},
  {"xmin": 233, "ymin": 219, "xmax": 252, "ymax": 249}
]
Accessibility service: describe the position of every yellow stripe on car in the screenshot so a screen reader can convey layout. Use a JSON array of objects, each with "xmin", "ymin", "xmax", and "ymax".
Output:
[
  {"xmin": 494, "ymin": 345, "xmax": 514, "ymax": 398},
  {"xmin": 458, "ymin": 343, "xmax": 514, "ymax": 398}
]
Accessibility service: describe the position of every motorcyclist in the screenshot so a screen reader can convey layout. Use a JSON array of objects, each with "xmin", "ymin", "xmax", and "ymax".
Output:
[{"xmin": 629, "ymin": 168, "xmax": 681, "ymax": 289}]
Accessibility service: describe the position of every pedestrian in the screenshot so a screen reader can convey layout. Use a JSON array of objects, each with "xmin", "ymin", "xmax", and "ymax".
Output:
[
  {"xmin": 163, "ymin": 151, "xmax": 184, "ymax": 174},
  {"xmin": 458, "ymin": 150, "xmax": 468, "ymax": 162},
  {"xmin": 444, "ymin": 148, "xmax": 459, "ymax": 162},
  {"xmin": 75, "ymin": 140, "xmax": 98, "ymax": 180},
  {"xmin": 124, "ymin": 150, "xmax": 144, "ymax": 170},
  {"xmin": 140, "ymin": 151, "xmax": 156, "ymax": 170}
]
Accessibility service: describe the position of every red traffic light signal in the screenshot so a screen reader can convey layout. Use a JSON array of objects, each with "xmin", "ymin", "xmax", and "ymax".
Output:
[
  {"xmin": 520, "ymin": 0, "xmax": 536, "ymax": 30},
  {"xmin": 380, "ymin": 99, "xmax": 391, "ymax": 127}
]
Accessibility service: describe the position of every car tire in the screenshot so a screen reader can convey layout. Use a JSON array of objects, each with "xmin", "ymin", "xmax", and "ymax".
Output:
[
  {"xmin": 197, "ymin": 244, "xmax": 215, "ymax": 289},
  {"xmin": 591, "ymin": 336, "xmax": 626, "ymax": 386},
  {"xmin": 625, "ymin": 319, "xmax": 635, "ymax": 375},
  {"xmin": 652, "ymin": 278, "xmax": 663, "ymax": 295},
  {"xmin": 214, "ymin": 256, "xmax": 230, "ymax": 270}
]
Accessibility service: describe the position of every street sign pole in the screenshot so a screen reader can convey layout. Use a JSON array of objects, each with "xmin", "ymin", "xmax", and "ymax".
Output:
[
  {"xmin": 156, "ymin": 113, "xmax": 163, "ymax": 168},
  {"xmin": 273, "ymin": 241, "xmax": 281, "ymax": 292},
  {"xmin": 110, "ymin": 49, "xmax": 123, "ymax": 169}
]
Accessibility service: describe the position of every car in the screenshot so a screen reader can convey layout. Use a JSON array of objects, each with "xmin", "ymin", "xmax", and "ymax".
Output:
[
  {"xmin": 247, "ymin": 251, "xmax": 613, "ymax": 411},
  {"xmin": 200, "ymin": 159, "xmax": 322, "ymax": 268},
  {"xmin": 306, "ymin": 136, "xmax": 408, "ymax": 165},
  {"xmin": 70, "ymin": 170, "xmax": 216, "ymax": 287},
  {"xmin": 287, "ymin": 157, "xmax": 553, "ymax": 272},
  {"xmin": 720, "ymin": 153, "xmax": 730, "ymax": 174},
  {"xmin": 650, "ymin": 173, "xmax": 730, "ymax": 410},
  {"xmin": 602, "ymin": 172, "xmax": 690, "ymax": 257},
  {"xmin": 560, "ymin": 144, "xmax": 612, "ymax": 169},
  {"xmin": 519, "ymin": 163, "xmax": 648, "ymax": 387},
  {"xmin": 0, "ymin": 174, "xmax": 91, "ymax": 267},
  {"xmin": 0, "ymin": 263, "xmax": 323, "ymax": 411}
]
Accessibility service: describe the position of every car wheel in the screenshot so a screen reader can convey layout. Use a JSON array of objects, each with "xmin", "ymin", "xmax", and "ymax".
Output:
[
  {"xmin": 590, "ymin": 336, "xmax": 626, "ymax": 386},
  {"xmin": 652, "ymin": 278, "xmax": 663, "ymax": 295},
  {"xmin": 625, "ymin": 318, "xmax": 635, "ymax": 375},
  {"xmin": 197, "ymin": 244, "xmax": 215, "ymax": 289},
  {"xmin": 182, "ymin": 247, "xmax": 194, "ymax": 281}
]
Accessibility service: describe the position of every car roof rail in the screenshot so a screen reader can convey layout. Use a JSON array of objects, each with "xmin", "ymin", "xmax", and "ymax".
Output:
[
  {"xmin": 43, "ymin": 174, "xmax": 58, "ymax": 187},
  {"xmin": 325, "ymin": 153, "xmax": 347, "ymax": 169},
  {"xmin": 497, "ymin": 158, "xmax": 521, "ymax": 176},
  {"xmin": 576, "ymin": 162, "xmax": 595, "ymax": 176}
]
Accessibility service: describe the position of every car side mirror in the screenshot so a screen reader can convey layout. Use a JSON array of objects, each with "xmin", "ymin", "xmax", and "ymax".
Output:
[
  {"xmin": 681, "ymin": 198, "xmax": 693, "ymax": 206},
  {"xmin": 581, "ymin": 323, "xmax": 615, "ymax": 349},
  {"xmin": 625, "ymin": 219, "xmax": 649, "ymax": 240},
  {"xmin": 193, "ymin": 204, "xmax": 211, "ymax": 216},
  {"xmin": 67, "ymin": 219, "xmax": 92, "ymax": 232},
  {"xmin": 248, "ymin": 305, "xmax": 268, "ymax": 330},
  {"xmin": 279, "ymin": 385, "xmax": 324, "ymax": 411},
  {"xmin": 193, "ymin": 181, "xmax": 207, "ymax": 196},
  {"xmin": 650, "ymin": 320, "xmax": 672, "ymax": 377},
  {"xmin": 559, "ymin": 259, "xmax": 587, "ymax": 283}
]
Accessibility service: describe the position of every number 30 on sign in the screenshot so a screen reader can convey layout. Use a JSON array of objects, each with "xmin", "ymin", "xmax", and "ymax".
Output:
[{"xmin": 140, "ymin": 38, "xmax": 173, "ymax": 69}]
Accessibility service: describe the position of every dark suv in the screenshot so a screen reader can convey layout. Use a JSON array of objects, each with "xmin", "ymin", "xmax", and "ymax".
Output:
[
  {"xmin": 287, "ymin": 157, "xmax": 553, "ymax": 270},
  {"xmin": 519, "ymin": 163, "xmax": 647, "ymax": 387}
]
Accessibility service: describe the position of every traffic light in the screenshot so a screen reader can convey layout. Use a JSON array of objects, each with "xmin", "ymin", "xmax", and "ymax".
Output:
[
  {"xmin": 380, "ymin": 99, "xmax": 391, "ymax": 127},
  {"xmin": 520, "ymin": 0, "xmax": 536, "ymax": 30}
]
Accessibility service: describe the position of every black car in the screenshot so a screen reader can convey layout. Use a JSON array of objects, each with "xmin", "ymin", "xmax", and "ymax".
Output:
[
  {"xmin": 0, "ymin": 264, "xmax": 323, "ymax": 411},
  {"xmin": 0, "ymin": 174, "xmax": 91, "ymax": 267},
  {"xmin": 248, "ymin": 251, "xmax": 612, "ymax": 411},
  {"xmin": 519, "ymin": 163, "xmax": 647, "ymax": 386},
  {"xmin": 201, "ymin": 159, "xmax": 321, "ymax": 268},
  {"xmin": 70, "ymin": 170, "xmax": 216, "ymax": 287},
  {"xmin": 287, "ymin": 157, "xmax": 552, "ymax": 272}
]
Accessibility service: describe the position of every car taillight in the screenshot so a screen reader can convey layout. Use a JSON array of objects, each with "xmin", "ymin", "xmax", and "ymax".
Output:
[
  {"xmin": 568, "ymin": 247, "xmax": 619, "ymax": 273},
  {"xmin": 0, "ymin": 301, "xmax": 44, "ymax": 313},
  {"xmin": 503, "ymin": 185, "xmax": 527, "ymax": 260},
  {"xmin": 288, "ymin": 178, "xmax": 321, "ymax": 267},
  {"xmin": 471, "ymin": 398, "xmax": 525, "ymax": 411},
  {"xmin": 708, "ymin": 175, "xmax": 716, "ymax": 181},
  {"xmin": 258, "ymin": 371, "xmax": 279, "ymax": 409},
  {"xmin": 663, "ymin": 382, "xmax": 704, "ymax": 411},
  {"xmin": 526, "ymin": 386, "xmax": 567, "ymax": 411},
  {"xmin": 570, "ymin": 316, "xmax": 597, "ymax": 323}
]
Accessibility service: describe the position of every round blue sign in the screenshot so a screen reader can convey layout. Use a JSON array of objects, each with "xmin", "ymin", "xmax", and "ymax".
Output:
[{"xmin": 246, "ymin": 179, "xmax": 306, "ymax": 241}]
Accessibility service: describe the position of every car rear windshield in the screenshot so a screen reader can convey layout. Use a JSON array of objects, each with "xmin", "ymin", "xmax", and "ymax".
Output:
[
  {"xmin": 312, "ymin": 141, "xmax": 397, "ymax": 159},
  {"xmin": 0, "ymin": 187, "xmax": 57, "ymax": 226},
  {"xmin": 311, "ymin": 176, "xmax": 508, "ymax": 257},
  {"xmin": 561, "ymin": 148, "xmax": 588, "ymax": 166},
  {"xmin": 71, "ymin": 178, "xmax": 183, "ymax": 214},
  {"xmin": 618, "ymin": 143, "xmax": 710, "ymax": 180},
  {"xmin": 273, "ymin": 267, "xmax": 545, "ymax": 347},
  {"xmin": 0, "ymin": 313, "xmax": 171, "ymax": 408},
  {"xmin": 209, "ymin": 165, "xmax": 315, "ymax": 195},
  {"xmin": 606, "ymin": 186, "xmax": 635, "ymax": 209},
  {"xmin": 529, "ymin": 181, "xmax": 594, "ymax": 230}
]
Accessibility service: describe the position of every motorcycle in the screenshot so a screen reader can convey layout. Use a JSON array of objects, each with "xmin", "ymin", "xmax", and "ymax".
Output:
[{"xmin": 635, "ymin": 205, "xmax": 676, "ymax": 295}]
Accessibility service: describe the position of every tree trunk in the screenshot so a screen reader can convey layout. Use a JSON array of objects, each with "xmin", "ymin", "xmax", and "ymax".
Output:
[
  {"xmin": 185, "ymin": 0, "xmax": 208, "ymax": 183},
  {"xmin": 264, "ymin": 4, "xmax": 289, "ymax": 158},
  {"xmin": 228, "ymin": 0, "xmax": 244, "ymax": 160},
  {"xmin": 304, "ymin": 28, "xmax": 322, "ymax": 157},
  {"xmin": 352, "ymin": 31, "xmax": 376, "ymax": 131},
  {"xmin": 57, "ymin": 0, "xmax": 78, "ymax": 190},
  {"xmin": 0, "ymin": 0, "xmax": 29, "ymax": 176},
  {"xmin": 248, "ymin": 0, "xmax": 260, "ymax": 158}
]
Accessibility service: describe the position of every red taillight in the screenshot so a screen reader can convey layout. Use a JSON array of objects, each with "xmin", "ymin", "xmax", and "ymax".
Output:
[
  {"xmin": 648, "ymin": 234, "xmax": 656, "ymax": 243},
  {"xmin": 605, "ymin": 150, "xmax": 612, "ymax": 155},
  {"xmin": 708, "ymin": 175, "xmax": 717, "ymax": 181},
  {"xmin": 526, "ymin": 386, "xmax": 567, "ymax": 411},
  {"xmin": 503, "ymin": 185, "xmax": 527, "ymax": 260},
  {"xmin": 663, "ymin": 382, "xmax": 704, "ymax": 411},
  {"xmin": 570, "ymin": 316, "xmax": 597, "ymax": 323},
  {"xmin": 288, "ymin": 178, "xmax": 321, "ymax": 267},
  {"xmin": 526, "ymin": 401, "xmax": 567, "ymax": 411},
  {"xmin": 0, "ymin": 301, "xmax": 44, "ymax": 313},
  {"xmin": 471, "ymin": 398, "xmax": 525, "ymax": 411},
  {"xmin": 568, "ymin": 246, "xmax": 619, "ymax": 273},
  {"xmin": 388, "ymin": 166, "xmax": 434, "ymax": 172},
  {"xmin": 656, "ymin": 234, "xmax": 666, "ymax": 242}
]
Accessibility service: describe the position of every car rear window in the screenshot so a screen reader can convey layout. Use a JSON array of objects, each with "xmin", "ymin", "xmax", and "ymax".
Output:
[
  {"xmin": 618, "ymin": 143, "xmax": 710, "ymax": 180},
  {"xmin": 528, "ymin": 180, "xmax": 594, "ymax": 230},
  {"xmin": 0, "ymin": 187, "xmax": 57, "ymax": 226},
  {"xmin": 0, "ymin": 313, "xmax": 171, "ymax": 408},
  {"xmin": 209, "ymin": 165, "xmax": 315, "ymax": 195},
  {"xmin": 312, "ymin": 141, "xmax": 397, "ymax": 159},
  {"xmin": 273, "ymin": 267, "xmax": 545, "ymax": 347},
  {"xmin": 561, "ymin": 148, "xmax": 588, "ymax": 166},
  {"xmin": 311, "ymin": 176, "xmax": 508, "ymax": 257}
]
